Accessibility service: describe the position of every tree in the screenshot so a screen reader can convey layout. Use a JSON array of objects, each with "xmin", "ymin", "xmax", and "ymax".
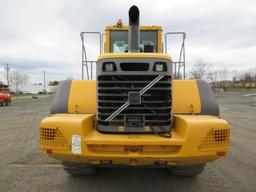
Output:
[
  {"xmin": 206, "ymin": 68, "xmax": 229, "ymax": 88},
  {"xmin": 10, "ymin": 71, "xmax": 29, "ymax": 92},
  {"xmin": 207, "ymin": 70, "xmax": 218, "ymax": 87},
  {"xmin": 48, "ymin": 80, "xmax": 59, "ymax": 86},
  {"xmin": 189, "ymin": 62, "xmax": 209, "ymax": 80},
  {"xmin": 218, "ymin": 68, "xmax": 229, "ymax": 88}
]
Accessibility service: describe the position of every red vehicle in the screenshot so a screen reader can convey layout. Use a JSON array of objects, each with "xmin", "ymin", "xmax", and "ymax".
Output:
[{"xmin": 0, "ymin": 92, "xmax": 11, "ymax": 106}]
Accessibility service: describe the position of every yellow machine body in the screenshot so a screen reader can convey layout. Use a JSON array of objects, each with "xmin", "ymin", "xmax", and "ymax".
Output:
[
  {"xmin": 40, "ymin": 78, "xmax": 230, "ymax": 166},
  {"xmin": 40, "ymin": 16, "xmax": 230, "ymax": 167}
]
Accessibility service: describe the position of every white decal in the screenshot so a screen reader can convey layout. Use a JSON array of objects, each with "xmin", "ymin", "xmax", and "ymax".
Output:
[{"xmin": 72, "ymin": 135, "xmax": 81, "ymax": 154}]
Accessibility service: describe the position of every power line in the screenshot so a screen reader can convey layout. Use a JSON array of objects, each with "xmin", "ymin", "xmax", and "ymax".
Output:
[
  {"xmin": 4, "ymin": 63, "xmax": 10, "ymax": 86},
  {"xmin": 43, "ymin": 71, "xmax": 46, "ymax": 93}
]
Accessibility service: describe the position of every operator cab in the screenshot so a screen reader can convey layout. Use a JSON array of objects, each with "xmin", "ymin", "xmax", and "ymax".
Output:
[
  {"xmin": 104, "ymin": 22, "xmax": 163, "ymax": 53},
  {"xmin": 80, "ymin": 7, "xmax": 185, "ymax": 80}
]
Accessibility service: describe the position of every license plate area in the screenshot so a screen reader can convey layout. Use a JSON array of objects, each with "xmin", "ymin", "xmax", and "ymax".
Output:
[{"xmin": 125, "ymin": 115, "xmax": 145, "ymax": 131}]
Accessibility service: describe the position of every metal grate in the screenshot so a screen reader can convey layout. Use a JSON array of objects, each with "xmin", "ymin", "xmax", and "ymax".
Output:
[
  {"xmin": 199, "ymin": 129, "xmax": 230, "ymax": 151},
  {"xmin": 40, "ymin": 127, "xmax": 70, "ymax": 150},
  {"xmin": 120, "ymin": 63, "xmax": 149, "ymax": 71},
  {"xmin": 97, "ymin": 75, "xmax": 172, "ymax": 133}
]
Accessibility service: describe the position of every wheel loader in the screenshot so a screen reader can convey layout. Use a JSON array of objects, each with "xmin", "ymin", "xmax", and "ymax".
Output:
[{"xmin": 40, "ymin": 5, "xmax": 230, "ymax": 176}]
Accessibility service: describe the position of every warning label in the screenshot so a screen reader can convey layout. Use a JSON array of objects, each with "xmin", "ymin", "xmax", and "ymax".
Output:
[{"xmin": 72, "ymin": 135, "xmax": 81, "ymax": 154}]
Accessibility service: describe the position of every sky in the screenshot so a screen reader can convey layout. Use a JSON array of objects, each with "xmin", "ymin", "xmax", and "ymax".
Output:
[{"xmin": 0, "ymin": 0, "xmax": 256, "ymax": 84}]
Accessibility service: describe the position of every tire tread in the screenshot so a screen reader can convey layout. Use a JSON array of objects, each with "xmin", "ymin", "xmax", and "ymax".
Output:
[
  {"xmin": 62, "ymin": 162, "xmax": 97, "ymax": 176},
  {"xmin": 168, "ymin": 164, "xmax": 205, "ymax": 177}
]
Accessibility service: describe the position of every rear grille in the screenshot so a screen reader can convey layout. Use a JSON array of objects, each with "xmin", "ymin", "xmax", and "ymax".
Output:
[
  {"xmin": 199, "ymin": 129, "xmax": 230, "ymax": 151},
  {"xmin": 97, "ymin": 75, "xmax": 172, "ymax": 132},
  {"xmin": 40, "ymin": 127, "xmax": 70, "ymax": 150}
]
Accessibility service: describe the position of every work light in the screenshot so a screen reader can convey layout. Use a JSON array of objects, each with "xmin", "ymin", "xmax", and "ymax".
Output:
[
  {"xmin": 154, "ymin": 62, "xmax": 167, "ymax": 72},
  {"xmin": 103, "ymin": 62, "xmax": 116, "ymax": 72}
]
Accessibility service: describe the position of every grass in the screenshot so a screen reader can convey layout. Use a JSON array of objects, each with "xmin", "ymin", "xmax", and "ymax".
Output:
[
  {"xmin": 11, "ymin": 94, "xmax": 54, "ymax": 103},
  {"xmin": 13, "ymin": 93, "xmax": 41, "ymax": 97},
  {"xmin": 12, "ymin": 97, "xmax": 37, "ymax": 103}
]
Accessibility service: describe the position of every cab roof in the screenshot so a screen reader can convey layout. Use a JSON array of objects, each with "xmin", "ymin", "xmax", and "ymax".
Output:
[
  {"xmin": 97, "ymin": 53, "xmax": 172, "ymax": 62},
  {"xmin": 105, "ymin": 25, "xmax": 163, "ymax": 31}
]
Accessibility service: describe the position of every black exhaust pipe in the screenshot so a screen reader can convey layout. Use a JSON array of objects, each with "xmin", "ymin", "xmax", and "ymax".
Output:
[{"xmin": 128, "ymin": 5, "xmax": 140, "ymax": 52}]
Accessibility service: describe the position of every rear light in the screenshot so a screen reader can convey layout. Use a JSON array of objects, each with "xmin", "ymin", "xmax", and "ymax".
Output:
[
  {"xmin": 44, "ymin": 149, "xmax": 53, "ymax": 154},
  {"xmin": 216, "ymin": 151, "xmax": 226, "ymax": 156}
]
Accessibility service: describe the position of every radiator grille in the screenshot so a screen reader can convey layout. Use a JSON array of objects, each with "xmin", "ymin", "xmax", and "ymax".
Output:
[
  {"xmin": 40, "ymin": 127, "xmax": 70, "ymax": 150},
  {"xmin": 97, "ymin": 75, "xmax": 172, "ymax": 132},
  {"xmin": 199, "ymin": 129, "xmax": 230, "ymax": 151}
]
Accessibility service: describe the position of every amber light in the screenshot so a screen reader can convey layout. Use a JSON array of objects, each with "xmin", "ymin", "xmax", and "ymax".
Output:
[
  {"xmin": 216, "ymin": 151, "xmax": 226, "ymax": 156},
  {"xmin": 44, "ymin": 149, "xmax": 53, "ymax": 154}
]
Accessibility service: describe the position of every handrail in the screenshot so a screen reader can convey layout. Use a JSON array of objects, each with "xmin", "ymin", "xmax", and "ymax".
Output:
[
  {"xmin": 164, "ymin": 32, "xmax": 186, "ymax": 79},
  {"xmin": 80, "ymin": 32, "xmax": 102, "ymax": 80},
  {"xmin": 80, "ymin": 31, "xmax": 186, "ymax": 80}
]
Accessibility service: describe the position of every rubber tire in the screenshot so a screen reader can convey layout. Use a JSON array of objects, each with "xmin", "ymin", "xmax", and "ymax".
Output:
[
  {"xmin": 5, "ymin": 101, "xmax": 9, "ymax": 106},
  {"xmin": 62, "ymin": 162, "xmax": 97, "ymax": 176},
  {"xmin": 168, "ymin": 164, "xmax": 205, "ymax": 177}
]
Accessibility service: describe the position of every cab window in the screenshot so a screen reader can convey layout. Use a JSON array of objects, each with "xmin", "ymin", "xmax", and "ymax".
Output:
[{"xmin": 110, "ymin": 31, "xmax": 158, "ymax": 53}]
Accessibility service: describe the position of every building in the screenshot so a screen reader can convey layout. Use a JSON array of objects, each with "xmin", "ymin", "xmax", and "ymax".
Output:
[{"xmin": 0, "ymin": 81, "xmax": 10, "ymax": 92}]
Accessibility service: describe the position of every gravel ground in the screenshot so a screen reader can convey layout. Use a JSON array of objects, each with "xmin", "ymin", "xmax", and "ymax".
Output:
[{"xmin": 0, "ymin": 90, "xmax": 256, "ymax": 192}]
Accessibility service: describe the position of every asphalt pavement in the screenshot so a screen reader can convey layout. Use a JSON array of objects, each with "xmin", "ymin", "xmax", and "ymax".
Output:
[{"xmin": 0, "ymin": 91, "xmax": 256, "ymax": 192}]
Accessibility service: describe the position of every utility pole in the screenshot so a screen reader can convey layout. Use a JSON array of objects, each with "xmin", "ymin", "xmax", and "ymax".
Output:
[
  {"xmin": 4, "ymin": 63, "xmax": 10, "ymax": 86},
  {"xmin": 43, "ymin": 71, "xmax": 46, "ymax": 94}
]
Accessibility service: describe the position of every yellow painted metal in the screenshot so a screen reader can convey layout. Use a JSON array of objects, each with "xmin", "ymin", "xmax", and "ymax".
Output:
[
  {"xmin": 104, "ymin": 25, "xmax": 163, "ymax": 53},
  {"xmin": 97, "ymin": 53, "xmax": 172, "ymax": 62},
  {"xmin": 158, "ymin": 29, "xmax": 163, "ymax": 53},
  {"xmin": 40, "ymin": 15, "xmax": 231, "ymax": 168},
  {"xmin": 68, "ymin": 80, "xmax": 97, "ymax": 114},
  {"xmin": 172, "ymin": 80, "xmax": 201, "ymax": 114},
  {"xmin": 65, "ymin": 79, "xmax": 201, "ymax": 115},
  {"xmin": 40, "ymin": 114, "xmax": 230, "ymax": 165},
  {"xmin": 104, "ymin": 30, "xmax": 110, "ymax": 53},
  {"xmin": 105, "ymin": 25, "xmax": 163, "ymax": 31}
]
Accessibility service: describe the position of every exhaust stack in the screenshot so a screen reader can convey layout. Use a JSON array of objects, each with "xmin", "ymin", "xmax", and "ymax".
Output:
[{"xmin": 128, "ymin": 5, "xmax": 140, "ymax": 52}]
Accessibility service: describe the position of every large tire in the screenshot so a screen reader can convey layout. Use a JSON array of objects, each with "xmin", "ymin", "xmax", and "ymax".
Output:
[
  {"xmin": 168, "ymin": 164, "xmax": 205, "ymax": 177},
  {"xmin": 62, "ymin": 162, "xmax": 97, "ymax": 176}
]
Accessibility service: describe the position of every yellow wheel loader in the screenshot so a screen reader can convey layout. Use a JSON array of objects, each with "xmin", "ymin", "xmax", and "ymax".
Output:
[{"xmin": 40, "ymin": 5, "xmax": 230, "ymax": 176}]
